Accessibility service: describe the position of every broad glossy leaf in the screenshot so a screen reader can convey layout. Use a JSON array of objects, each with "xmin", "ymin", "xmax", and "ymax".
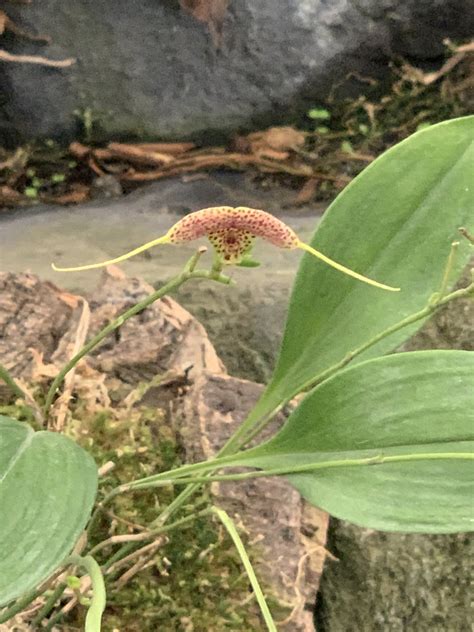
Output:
[
  {"xmin": 248, "ymin": 117, "xmax": 474, "ymax": 425},
  {"xmin": 0, "ymin": 416, "xmax": 98, "ymax": 606},
  {"xmin": 224, "ymin": 351, "xmax": 474, "ymax": 532}
]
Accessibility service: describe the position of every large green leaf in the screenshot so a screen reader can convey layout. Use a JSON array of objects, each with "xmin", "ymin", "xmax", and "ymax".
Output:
[
  {"xmin": 0, "ymin": 416, "xmax": 98, "ymax": 606},
  {"xmin": 247, "ymin": 117, "xmax": 474, "ymax": 426},
  {"xmin": 224, "ymin": 351, "xmax": 474, "ymax": 532}
]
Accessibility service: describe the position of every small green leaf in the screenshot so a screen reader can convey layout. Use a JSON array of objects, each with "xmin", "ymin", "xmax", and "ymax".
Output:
[
  {"xmin": 0, "ymin": 416, "xmax": 98, "ymax": 606},
  {"xmin": 340, "ymin": 140, "xmax": 354, "ymax": 154},
  {"xmin": 226, "ymin": 351, "xmax": 474, "ymax": 533},
  {"xmin": 308, "ymin": 108, "xmax": 331, "ymax": 120},
  {"xmin": 23, "ymin": 187, "xmax": 38, "ymax": 199},
  {"xmin": 51, "ymin": 173, "xmax": 66, "ymax": 184},
  {"xmin": 316, "ymin": 126, "xmax": 329, "ymax": 134},
  {"xmin": 246, "ymin": 116, "xmax": 474, "ymax": 426},
  {"xmin": 67, "ymin": 575, "xmax": 82, "ymax": 590}
]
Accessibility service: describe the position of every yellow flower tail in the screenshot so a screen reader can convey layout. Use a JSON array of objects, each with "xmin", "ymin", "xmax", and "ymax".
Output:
[
  {"xmin": 52, "ymin": 235, "xmax": 171, "ymax": 272},
  {"xmin": 297, "ymin": 241, "xmax": 400, "ymax": 292}
]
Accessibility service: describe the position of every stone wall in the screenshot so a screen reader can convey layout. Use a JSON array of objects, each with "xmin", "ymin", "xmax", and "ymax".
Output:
[{"xmin": 1, "ymin": 0, "xmax": 473, "ymax": 144}]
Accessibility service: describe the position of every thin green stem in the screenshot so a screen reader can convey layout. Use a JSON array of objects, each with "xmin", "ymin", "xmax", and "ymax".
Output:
[
  {"xmin": 116, "ymin": 451, "xmax": 474, "ymax": 491},
  {"xmin": 0, "ymin": 362, "xmax": 28, "ymax": 402},
  {"xmin": 103, "ymin": 508, "xmax": 214, "ymax": 580},
  {"xmin": 30, "ymin": 582, "xmax": 67, "ymax": 629},
  {"xmin": 150, "ymin": 482, "xmax": 201, "ymax": 526},
  {"xmin": 43, "ymin": 610, "xmax": 64, "ymax": 631},
  {"xmin": 88, "ymin": 466, "xmax": 209, "ymax": 539},
  {"xmin": 0, "ymin": 586, "xmax": 44, "ymax": 625},
  {"xmin": 459, "ymin": 226, "xmax": 474, "ymax": 245},
  {"xmin": 66, "ymin": 555, "xmax": 106, "ymax": 632},
  {"xmin": 213, "ymin": 507, "xmax": 277, "ymax": 632},
  {"xmin": 43, "ymin": 252, "xmax": 232, "ymax": 416},
  {"xmin": 90, "ymin": 486, "xmax": 211, "ymax": 574},
  {"xmin": 294, "ymin": 280, "xmax": 474, "ymax": 397},
  {"xmin": 438, "ymin": 241, "xmax": 460, "ymax": 299}
]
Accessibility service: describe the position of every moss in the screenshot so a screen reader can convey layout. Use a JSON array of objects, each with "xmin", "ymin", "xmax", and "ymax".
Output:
[
  {"xmin": 0, "ymin": 402, "xmax": 37, "ymax": 425},
  {"xmin": 61, "ymin": 401, "xmax": 264, "ymax": 631}
]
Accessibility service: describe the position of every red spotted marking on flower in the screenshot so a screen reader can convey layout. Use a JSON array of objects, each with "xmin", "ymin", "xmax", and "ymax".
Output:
[
  {"xmin": 51, "ymin": 206, "xmax": 400, "ymax": 292},
  {"xmin": 165, "ymin": 206, "xmax": 298, "ymax": 263},
  {"xmin": 167, "ymin": 206, "xmax": 299, "ymax": 249}
]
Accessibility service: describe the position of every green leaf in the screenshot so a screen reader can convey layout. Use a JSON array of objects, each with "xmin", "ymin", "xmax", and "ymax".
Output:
[
  {"xmin": 23, "ymin": 187, "xmax": 38, "ymax": 199},
  {"xmin": 0, "ymin": 416, "xmax": 98, "ymax": 606},
  {"xmin": 248, "ymin": 116, "xmax": 474, "ymax": 425},
  {"xmin": 340, "ymin": 140, "xmax": 354, "ymax": 154},
  {"xmin": 51, "ymin": 173, "xmax": 66, "ymax": 184},
  {"xmin": 308, "ymin": 108, "xmax": 331, "ymax": 120},
  {"xmin": 227, "ymin": 351, "xmax": 474, "ymax": 533}
]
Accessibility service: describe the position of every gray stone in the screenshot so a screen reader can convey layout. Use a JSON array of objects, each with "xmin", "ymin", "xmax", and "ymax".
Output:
[{"xmin": 1, "ymin": 0, "xmax": 473, "ymax": 144}]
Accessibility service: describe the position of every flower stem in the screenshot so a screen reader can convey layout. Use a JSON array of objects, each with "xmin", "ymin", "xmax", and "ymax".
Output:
[
  {"xmin": 43, "ymin": 251, "xmax": 232, "ymax": 417},
  {"xmin": 0, "ymin": 362, "xmax": 29, "ymax": 403},
  {"xmin": 213, "ymin": 507, "xmax": 277, "ymax": 632},
  {"xmin": 66, "ymin": 555, "xmax": 106, "ymax": 632}
]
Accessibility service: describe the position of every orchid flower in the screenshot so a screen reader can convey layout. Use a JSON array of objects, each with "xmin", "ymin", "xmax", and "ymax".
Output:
[{"xmin": 52, "ymin": 206, "xmax": 399, "ymax": 291}]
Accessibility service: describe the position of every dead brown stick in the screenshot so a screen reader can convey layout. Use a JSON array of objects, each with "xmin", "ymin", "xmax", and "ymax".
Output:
[
  {"xmin": 106, "ymin": 143, "xmax": 175, "ymax": 166},
  {"xmin": 2, "ymin": 15, "xmax": 51, "ymax": 43},
  {"xmin": 131, "ymin": 141, "xmax": 195, "ymax": 154},
  {"xmin": 114, "ymin": 551, "xmax": 157, "ymax": 589},
  {"xmin": 105, "ymin": 539, "xmax": 164, "ymax": 577},
  {"xmin": 118, "ymin": 153, "xmax": 349, "ymax": 182},
  {"xmin": 0, "ymin": 49, "xmax": 75, "ymax": 67}
]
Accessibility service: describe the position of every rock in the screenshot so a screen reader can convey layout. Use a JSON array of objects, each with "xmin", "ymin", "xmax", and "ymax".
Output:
[
  {"xmin": 89, "ymin": 175, "xmax": 123, "ymax": 200},
  {"xmin": 1, "ymin": 0, "xmax": 473, "ymax": 144},
  {"xmin": 0, "ymin": 272, "xmax": 80, "ymax": 378},
  {"xmin": 316, "ymin": 525, "xmax": 473, "ymax": 631},
  {"xmin": 84, "ymin": 267, "xmax": 225, "ymax": 383}
]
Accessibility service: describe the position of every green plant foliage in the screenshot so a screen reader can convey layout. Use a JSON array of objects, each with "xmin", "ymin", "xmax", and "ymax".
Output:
[
  {"xmin": 247, "ymin": 116, "xmax": 474, "ymax": 426},
  {"xmin": 72, "ymin": 407, "xmax": 269, "ymax": 631},
  {"xmin": 0, "ymin": 416, "xmax": 98, "ymax": 606},
  {"xmin": 221, "ymin": 351, "xmax": 474, "ymax": 533},
  {"xmin": 308, "ymin": 108, "xmax": 331, "ymax": 120}
]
